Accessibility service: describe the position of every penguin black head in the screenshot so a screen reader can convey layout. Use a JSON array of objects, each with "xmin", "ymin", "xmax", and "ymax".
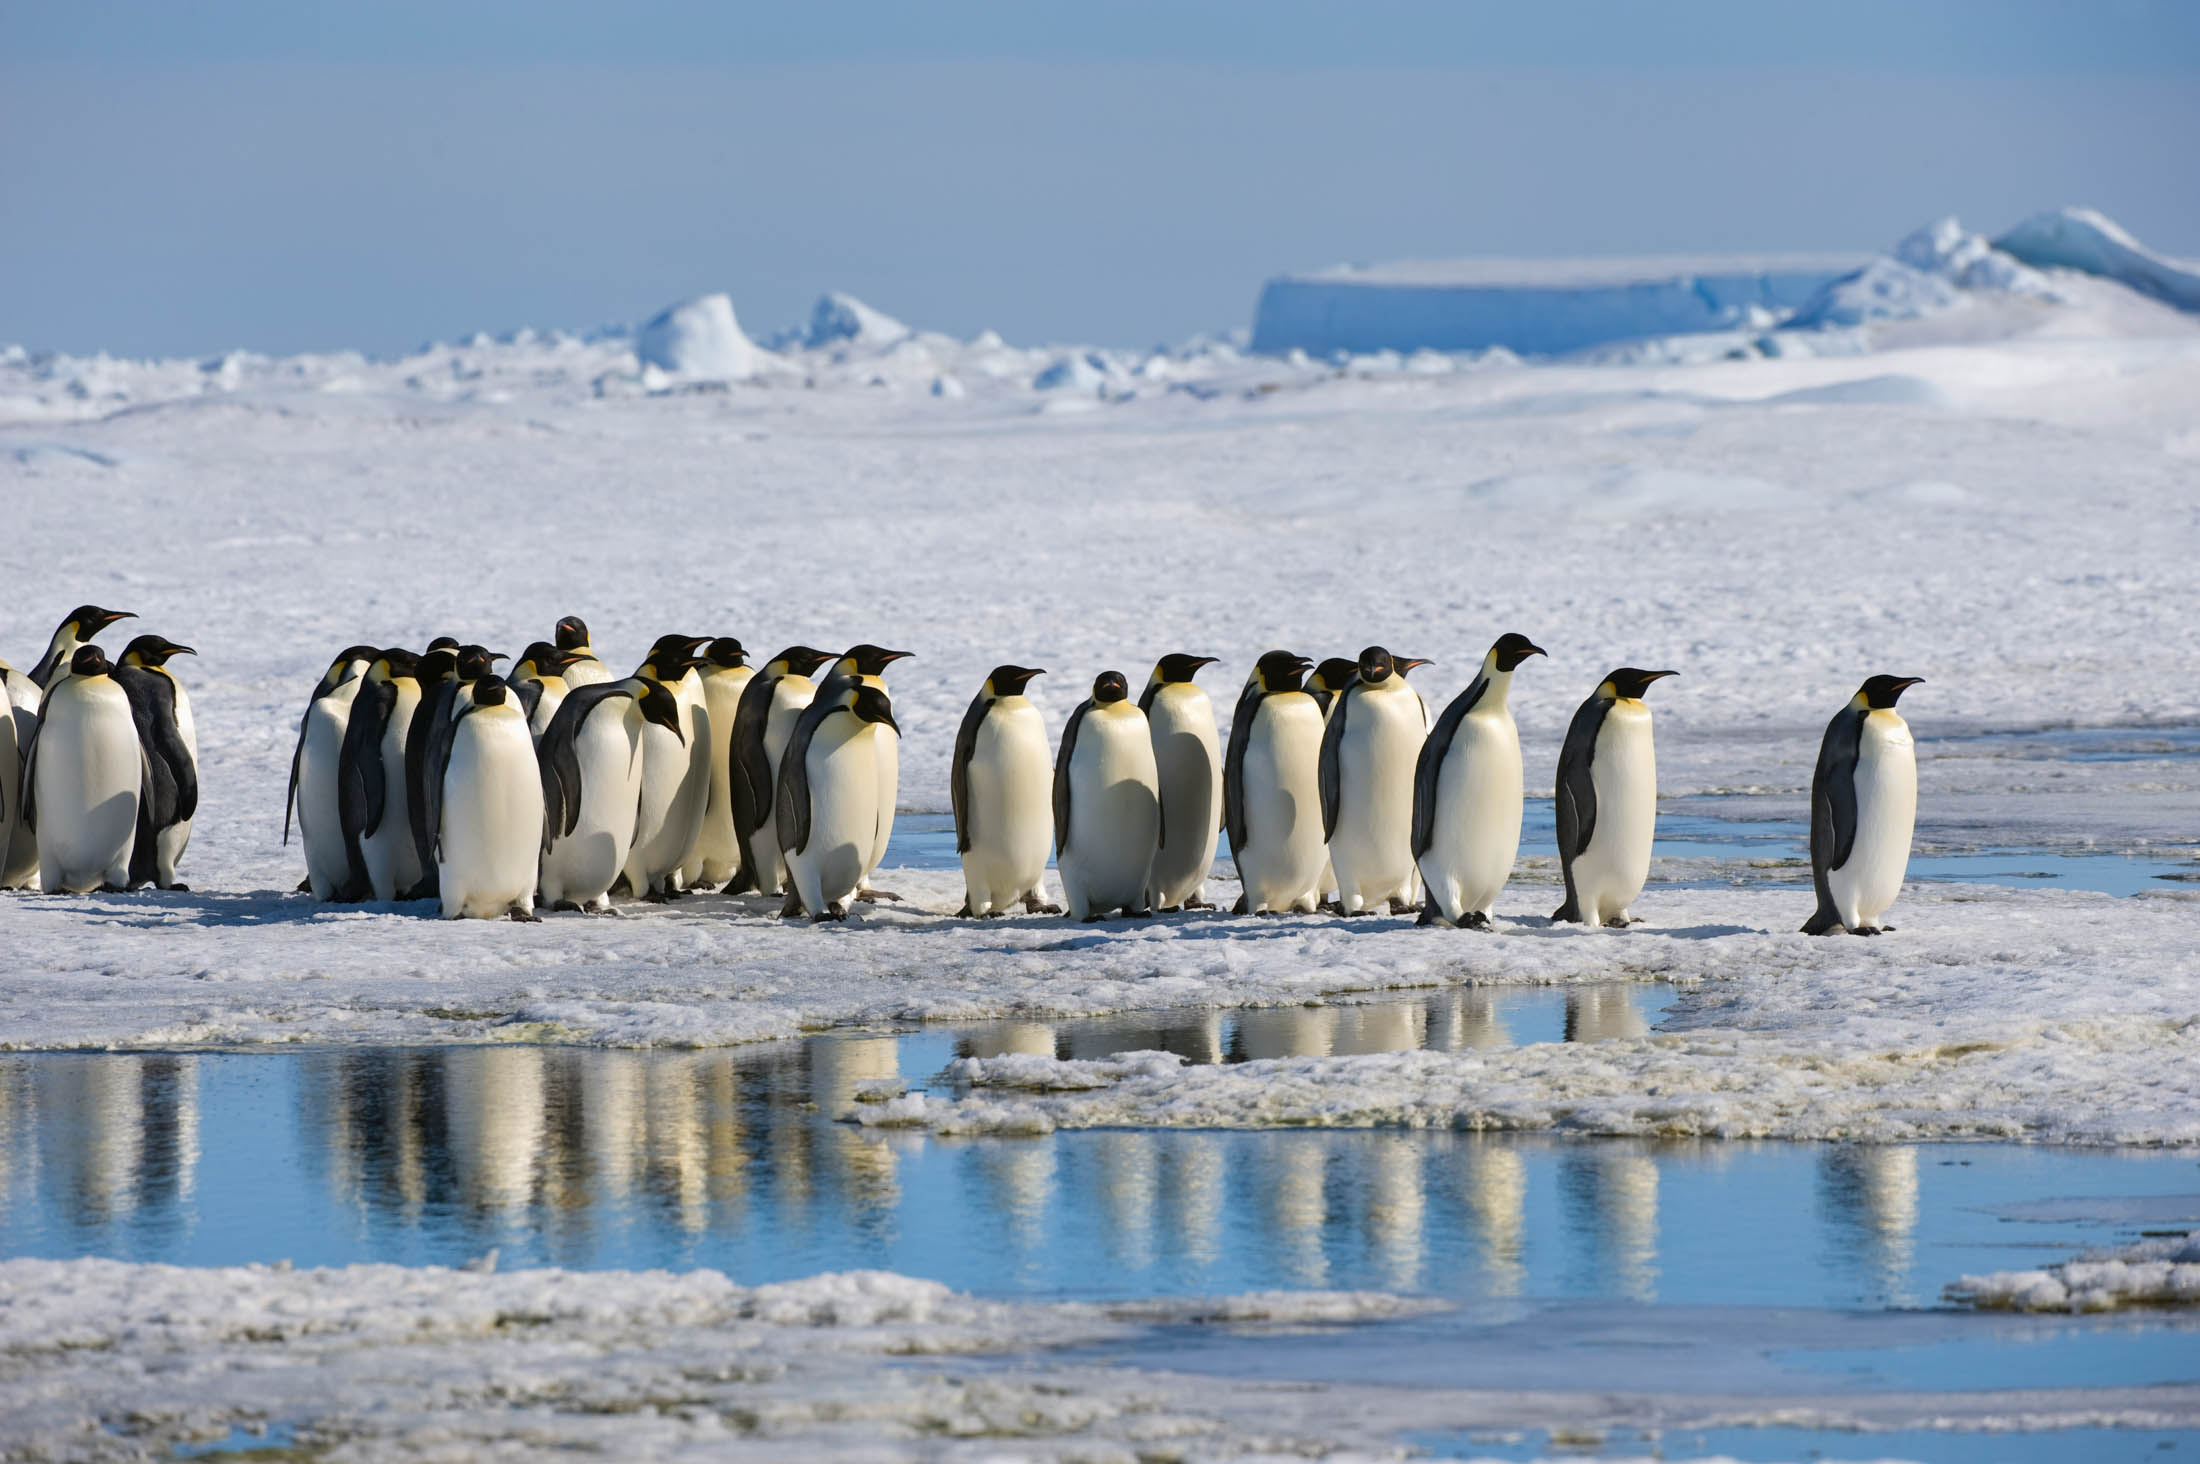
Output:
[
  {"xmin": 379, "ymin": 647, "xmax": 421, "ymax": 678},
  {"xmin": 986, "ymin": 665, "xmax": 1045, "ymax": 697},
  {"xmin": 514, "ymin": 641, "xmax": 562, "ymax": 675},
  {"xmin": 426, "ymin": 636, "xmax": 461, "ymax": 654},
  {"xmin": 416, "ymin": 648, "xmax": 458, "ymax": 685},
  {"xmin": 456, "ymin": 645, "xmax": 502, "ymax": 680},
  {"xmin": 704, "ymin": 637, "xmax": 748, "ymax": 669},
  {"xmin": 639, "ymin": 647, "xmax": 705, "ymax": 681},
  {"xmin": 1311, "ymin": 657, "xmax": 1359, "ymax": 695},
  {"xmin": 633, "ymin": 678, "xmax": 686, "ymax": 740},
  {"xmin": 59, "ymin": 605, "xmax": 134, "ymax": 640},
  {"xmin": 1091, "ymin": 671, "xmax": 1131, "ymax": 705},
  {"xmin": 554, "ymin": 616, "xmax": 590, "ymax": 652},
  {"xmin": 1490, "ymin": 634, "xmax": 1546, "ymax": 673},
  {"xmin": 650, "ymin": 633, "xmax": 711, "ymax": 659},
  {"xmin": 469, "ymin": 676, "xmax": 508, "ymax": 707},
  {"xmin": 848, "ymin": 682, "xmax": 900, "ymax": 734},
  {"xmin": 839, "ymin": 644, "xmax": 913, "ymax": 679},
  {"xmin": 774, "ymin": 646, "xmax": 837, "ymax": 678},
  {"xmin": 1859, "ymin": 675, "xmax": 1925, "ymax": 710},
  {"xmin": 120, "ymin": 634, "xmax": 196, "ymax": 668},
  {"xmin": 323, "ymin": 645, "xmax": 381, "ymax": 687},
  {"xmin": 1151, "ymin": 653, "xmax": 1218, "ymax": 686},
  {"xmin": 68, "ymin": 645, "xmax": 112, "ymax": 679},
  {"xmin": 1254, "ymin": 650, "xmax": 1313, "ymax": 694},
  {"xmin": 1356, "ymin": 646, "xmax": 1397, "ymax": 685},
  {"xmin": 1604, "ymin": 668, "xmax": 1678, "ymax": 701},
  {"xmin": 1393, "ymin": 656, "xmax": 1433, "ymax": 678}
]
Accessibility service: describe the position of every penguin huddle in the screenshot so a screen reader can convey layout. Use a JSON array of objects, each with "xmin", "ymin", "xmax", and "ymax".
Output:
[{"xmin": 2, "ymin": 606, "xmax": 199, "ymax": 894}]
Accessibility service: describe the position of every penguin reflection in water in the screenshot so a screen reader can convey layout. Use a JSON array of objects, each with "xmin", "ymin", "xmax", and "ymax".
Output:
[
  {"xmin": 951, "ymin": 665, "xmax": 1058, "ymax": 917},
  {"xmin": 1054, "ymin": 671, "xmax": 1161, "ymax": 921},
  {"xmin": 776, "ymin": 678, "xmax": 902, "ymax": 921},
  {"xmin": 1552, "ymin": 668, "xmax": 1678, "ymax": 929},
  {"xmin": 1803, "ymin": 675, "xmax": 1924, "ymax": 936}
]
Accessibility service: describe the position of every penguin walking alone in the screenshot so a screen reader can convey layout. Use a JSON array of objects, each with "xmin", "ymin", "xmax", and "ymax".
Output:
[
  {"xmin": 20, "ymin": 647, "xmax": 141, "ymax": 893},
  {"xmin": 115, "ymin": 635, "xmax": 199, "ymax": 891},
  {"xmin": 424, "ymin": 677, "xmax": 545, "ymax": 920},
  {"xmin": 777, "ymin": 678, "xmax": 901, "ymax": 921},
  {"xmin": 538, "ymin": 677, "xmax": 686, "ymax": 911},
  {"xmin": 0, "ymin": 658, "xmax": 41, "ymax": 889},
  {"xmin": 286, "ymin": 644, "xmax": 381, "ymax": 901},
  {"xmin": 1803, "ymin": 675, "xmax": 1925, "ymax": 936},
  {"xmin": 623, "ymin": 636, "xmax": 712, "ymax": 900},
  {"xmin": 29, "ymin": 605, "xmax": 134, "ymax": 690},
  {"xmin": 951, "ymin": 665, "xmax": 1056, "ymax": 917},
  {"xmin": 1053, "ymin": 671, "xmax": 1161, "ymax": 921},
  {"xmin": 338, "ymin": 650, "xmax": 426, "ymax": 902},
  {"xmin": 1224, "ymin": 651, "xmax": 1325, "ymax": 914},
  {"xmin": 1140, "ymin": 653, "xmax": 1223, "ymax": 912},
  {"xmin": 691, "ymin": 638, "xmax": 753, "ymax": 889},
  {"xmin": 1320, "ymin": 647, "xmax": 1432, "ymax": 915},
  {"xmin": 554, "ymin": 615, "xmax": 611, "ymax": 688},
  {"xmin": 1413, "ymin": 633, "xmax": 1544, "ymax": 929},
  {"xmin": 728, "ymin": 646, "xmax": 836, "ymax": 895},
  {"xmin": 827, "ymin": 645, "xmax": 913, "ymax": 900},
  {"xmin": 1552, "ymin": 668, "xmax": 1678, "ymax": 928}
]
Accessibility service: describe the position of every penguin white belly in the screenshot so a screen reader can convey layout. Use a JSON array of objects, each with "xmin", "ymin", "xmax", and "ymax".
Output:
[
  {"xmin": 1830, "ymin": 712, "xmax": 1916, "ymax": 931},
  {"xmin": 34, "ymin": 679, "xmax": 142, "ymax": 894},
  {"xmin": 695, "ymin": 668, "xmax": 751, "ymax": 887},
  {"xmin": 526, "ymin": 681, "xmax": 567, "ymax": 742},
  {"xmin": 1146, "ymin": 689, "xmax": 1221, "ymax": 910},
  {"xmin": 562, "ymin": 656, "xmax": 610, "ymax": 689},
  {"xmin": 1419, "ymin": 709, "xmax": 1523, "ymax": 923},
  {"xmin": 153, "ymin": 677, "xmax": 200, "ymax": 888},
  {"xmin": 786, "ymin": 717, "xmax": 881, "ymax": 918},
  {"xmin": 1327, "ymin": 692, "xmax": 1422, "ymax": 914},
  {"xmin": 1569, "ymin": 703, "xmax": 1657, "ymax": 928},
  {"xmin": 745, "ymin": 684, "xmax": 816, "ymax": 895},
  {"xmin": 361, "ymin": 681, "xmax": 423, "ymax": 902},
  {"xmin": 1059, "ymin": 711, "xmax": 1159, "ymax": 920},
  {"xmin": 961, "ymin": 706, "xmax": 1052, "ymax": 916},
  {"xmin": 438, "ymin": 708, "xmax": 543, "ymax": 919},
  {"xmin": 0, "ymin": 684, "xmax": 27, "ymax": 890},
  {"xmin": 864, "ymin": 726, "xmax": 899, "ymax": 884},
  {"xmin": 671, "ymin": 688, "xmax": 715, "ymax": 888},
  {"xmin": 1236, "ymin": 699, "xmax": 1325, "ymax": 913},
  {"xmin": 630, "ymin": 680, "xmax": 709, "ymax": 896},
  {"xmin": 298, "ymin": 681, "xmax": 363, "ymax": 901},
  {"xmin": 541, "ymin": 704, "xmax": 646, "ymax": 910}
]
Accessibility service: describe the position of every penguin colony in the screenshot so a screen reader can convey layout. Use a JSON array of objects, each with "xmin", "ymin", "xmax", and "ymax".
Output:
[{"xmin": 2, "ymin": 608, "xmax": 1926, "ymax": 936}]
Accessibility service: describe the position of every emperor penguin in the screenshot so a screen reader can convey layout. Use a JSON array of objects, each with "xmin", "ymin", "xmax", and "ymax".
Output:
[
  {"xmin": 728, "ymin": 646, "xmax": 836, "ymax": 895},
  {"xmin": 554, "ymin": 615, "xmax": 612, "ymax": 688},
  {"xmin": 692, "ymin": 637, "xmax": 754, "ymax": 889},
  {"xmin": 623, "ymin": 635, "xmax": 713, "ymax": 901},
  {"xmin": 1140, "ymin": 653, "xmax": 1223, "ymax": 912},
  {"xmin": 338, "ymin": 649, "xmax": 426, "ymax": 902},
  {"xmin": 29, "ymin": 605, "xmax": 135, "ymax": 690},
  {"xmin": 506, "ymin": 642, "xmax": 578, "ymax": 740},
  {"xmin": 538, "ymin": 677, "xmax": 686, "ymax": 911},
  {"xmin": 1413, "ymin": 633, "xmax": 1544, "ymax": 929},
  {"xmin": 0, "ymin": 658, "xmax": 42, "ymax": 889},
  {"xmin": 20, "ymin": 647, "xmax": 142, "ymax": 893},
  {"xmin": 1803, "ymin": 675, "xmax": 1925, "ymax": 936},
  {"xmin": 1320, "ymin": 646, "xmax": 1433, "ymax": 916},
  {"xmin": 827, "ymin": 644, "xmax": 913, "ymax": 898},
  {"xmin": 1305, "ymin": 657, "xmax": 1359, "ymax": 906},
  {"xmin": 951, "ymin": 665, "xmax": 1056, "ymax": 917},
  {"xmin": 1223, "ymin": 651, "xmax": 1325, "ymax": 914},
  {"xmin": 1552, "ymin": 668, "xmax": 1678, "ymax": 928},
  {"xmin": 777, "ymin": 678, "xmax": 901, "ymax": 921},
  {"xmin": 1052, "ymin": 671, "xmax": 1161, "ymax": 921},
  {"xmin": 407, "ymin": 645, "xmax": 504, "ymax": 887},
  {"xmin": 114, "ymin": 635, "xmax": 200, "ymax": 891},
  {"xmin": 286, "ymin": 643, "xmax": 381, "ymax": 901},
  {"xmin": 424, "ymin": 677, "xmax": 545, "ymax": 920}
]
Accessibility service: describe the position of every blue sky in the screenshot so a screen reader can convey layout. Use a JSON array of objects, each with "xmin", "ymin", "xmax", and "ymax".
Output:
[{"xmin": 4, "ymin": 1, "xmax": 2196, "ymax": 356}]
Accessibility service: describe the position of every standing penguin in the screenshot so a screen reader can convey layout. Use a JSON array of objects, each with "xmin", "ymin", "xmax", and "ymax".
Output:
[
  {"xmin": 1803, "ymin": 675, "xmax": 1925, "ymax": 936},
  {"xmin": 1413, "ymin": 633, "xmax": 1545, "ymax": 929},
  {"xmin": 0, "ymin": 658, "xmax": 41, "ymax": 888},
  {"xmin": 1224, "ymin": 651, "xmax": 1326, "ymax": 914},
  {"xmin": 777, "ymin": 678, "xmax": 900, "ymax": 921},
  {"xmin": 1140, "ymin": 653, "xmax": 1223, "ymax": 912},
  {"xmin": 623, "ymin": 636, "xmax": 712, "ymax": 901},
  {"xmin": 554, "ymin": 615, "xmax": 611, "ymax": 689},
  {"xmin": 538, "ymin": 677, "xmax": 686, "ymax": 911},
  {"xmin": 507, "ymin": 643, "xmax": 579, "ymax": 740},
  {"xmin": 20, "ymin": 647, "xmax": 141, "ymax": 893},
  {"xmin": 286, "ymin": 644, "xmax": 381, "ymax": 901},
  {"xmin": 827, "ymin": 645, "xmax": 913, "ymax": 899},
  {"xmin": 400, "ymin": 646, "xmax": 465, "ymax": 894},
  {"xmin": 692, "ymin": 638, "xmax": 754, "ymax": 889},
  {"xmin": 1053, "ymin": 671, "xmax": 1161, "ymax": 921},
  {"xmin": 338, "ymin": 649, "xmax": 426, "ymax": 902},
  {"xmin": 1552, "ymin": 668, "xmax": 1678, "ymax": 928},
  {"xmin": 114, "ymin": 635, "xmax": 199, "ymax": 891},
  {"xmin": 424, "ymin": 677, "xmax": 545, "ymax": 920},
  {"xmin": 951, "ymin": 665, "xmax": 1056, "ymax": 917},
  {"xmin": 1320, "ymin": 647, "xmax": 1432, "ymax": 916},
  {"xmin": 29, "ymin": 605, "xmax": 135, "ymax": 690},
  {"xmin": 728, "ymin": 646, "xmax": 836, "ymax": 896}
]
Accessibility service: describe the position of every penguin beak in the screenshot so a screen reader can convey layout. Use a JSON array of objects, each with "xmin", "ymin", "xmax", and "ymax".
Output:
[
  {"xmin": 880, "ymin": 650, "xmax": 914, "ymax": 666},
  {"xmin": 1395, "ymin": 657, "xmax": 1432, "ymax": 674},
  {"xmin": 100, "ymin": 611, "xmax": 137, "ymax": 633},
  {"xmin": 1645, "ymin": 670, "xmax": 1678, "ymax": 683},
  {"xmin": 1287, "ymin": 656, "xmax": 1314, "ymax": 676},
  {"xmin": 639, "ymin": 686, "xmax": 686, "ymax": 741},
  {"xmin": 1524, "ymin": 644, "xmax": 1547, "ymax": 659},
  {"xmin": 487, "ymin": 652, "xmax": 509, "ymax": 663},
  {"xmin": 171, "ymin": 645, "xmax": 198, "ymax": 659}
]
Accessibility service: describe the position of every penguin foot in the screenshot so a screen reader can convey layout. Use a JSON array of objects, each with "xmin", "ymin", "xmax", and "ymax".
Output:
[
  {"xmin": 552, "ymin": 900, "xmax": 586, "ymax": 913},
  {"xmin": 957, "ymin": 900, "xmax": 973, "ymax": 918},
  {"xmin": 1317, "ymin": 899, "xmax": 1345, "ymax": 915},
  {"xmin": 508, "ymin": 908, "xmax": 541, "ymax": 923},
  {"xmin": 1386, "ymin": 897, "xmax": 1415, "ymax": 915},
  {"xmin": 779, "ymin": 892, "xmax": 806, "ymax": 919},
  {"xmin": 99, "ymin": 883, "xmax": 129, "ymax": 894},
  {"xmin": 1416, "ymin": 902, "xmax": 1441, "ymax": 928},
  {"xmin": 294, "ymin": 877, "xmax": 313, "ymax": 894},
  {"xmin": 1854, "ymin": 925, "xmax": 1887, "ymax": 937},
  {"xmin": 642, "ymin": 889, "xmax": 677, "ymax": 904},
  {"xmin": 812, "ymin": 906, "xmax": 848, "ymax": 923},
  {"xmin": 856, "ymin": 888, "xmax": 903, "ymax": 903},
  {"xmin": 1232, "ymin": 896, "xmax": 1250, "ymax": 915},
  {"xmin": 1183, "ymin": 898, "xmax": 1216, "ymax": 911},
  {"xmin": 1080, "ymin": 914, "xmax": 1105, "ymax": 924},
  {"xmin": 1023, "ymin": 899, "xmax": 1063, "ymax": 915},
  {"xmin": 163, "ymin": 882, "xmax": 191, "ymax": 893},
  {"xmin": 1127, "ymin": 908, "xmax": 1153, "ymax": 920},
  {"xmin": 1461, "ymin": 911, "xmax": 1493, "ymax": 931}
]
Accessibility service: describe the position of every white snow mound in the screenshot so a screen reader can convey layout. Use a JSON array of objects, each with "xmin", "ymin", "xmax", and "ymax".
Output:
[
  {"xmin": 805, "ymin": 291, "xmax": 910, "ymax": 348},
  {"xmin": 635, "ymin": 293, "xmax": 758, "ymax": 378},
  {"xmin": 1949, "ymin": 1232, "xmax": 2200, "ymax": 1312},
  {"xmin": 1997, "ymin": 207, "xmax": 2200, "ymax": 314},
  {"xmin": 1791, "ymin": 217, "xmax": 2059, "ymax": 329}
]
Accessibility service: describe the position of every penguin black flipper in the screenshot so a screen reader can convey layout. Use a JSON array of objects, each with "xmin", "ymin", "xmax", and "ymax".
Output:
[
  {"xmin": 406, "ymin": 682, "xmax": 454, "ymax": 870},
  {"xmin": 730, "ymin": 671, "xmax": 779, "ymax": 850},
  {"xmin": 1413, "ymin": 674, "xmax": 1489, "ymax": 859},
  {"xmin": 17, "ymin": 704, "xmax": 42, "ymax": 834},
  {"xmin": 420, "ymin": 693, "xmax": 468, "ymax": 864},
  {"xmin": 1222, "ymin": 685, "xmax": 1258, "ymax": 854},
  {"xmin": 283, "ymin": 707, "xmax": 309, "ymax": 845},
  {"xmin": 1551, "ymin": 692, "xmax": 1609, "ymax": 922},
  {"xmin": 114, "ymin": 666, "xmax": 195, "ymax": 832},
  {"xmin": 951, "ymin": 689, "xmax": 988, "ymax": 855},
  {"xmin": 509, "ymin": 676, "xmax": 544, "ymax": 727},
  {"xmin": 1317, "ymin": 683, "xmax": 1353, "ymax": 843},
  {"xmin": 538, "ymin": 683, "xmax": 619, "ymax": 846},
  {"xmin": 775, "ymin": 703, "xmax": 828, "ymax": 859},
  {"xmin": 341, "ymin": 677, "xmax": 395, "ymax": 843},
  {"xmin": 1053, "ymin": 698, "xmax": 1092, "ymax": 859},
  {"xmin": 1804, "ymin": 705, "xmax": 1865, "ymax": 935}
]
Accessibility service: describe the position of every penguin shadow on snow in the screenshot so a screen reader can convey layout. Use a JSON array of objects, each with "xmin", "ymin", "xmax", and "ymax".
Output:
[{"xmin": 1500, "ymin": 913, "xmax": 1760, "ymax": 941}]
